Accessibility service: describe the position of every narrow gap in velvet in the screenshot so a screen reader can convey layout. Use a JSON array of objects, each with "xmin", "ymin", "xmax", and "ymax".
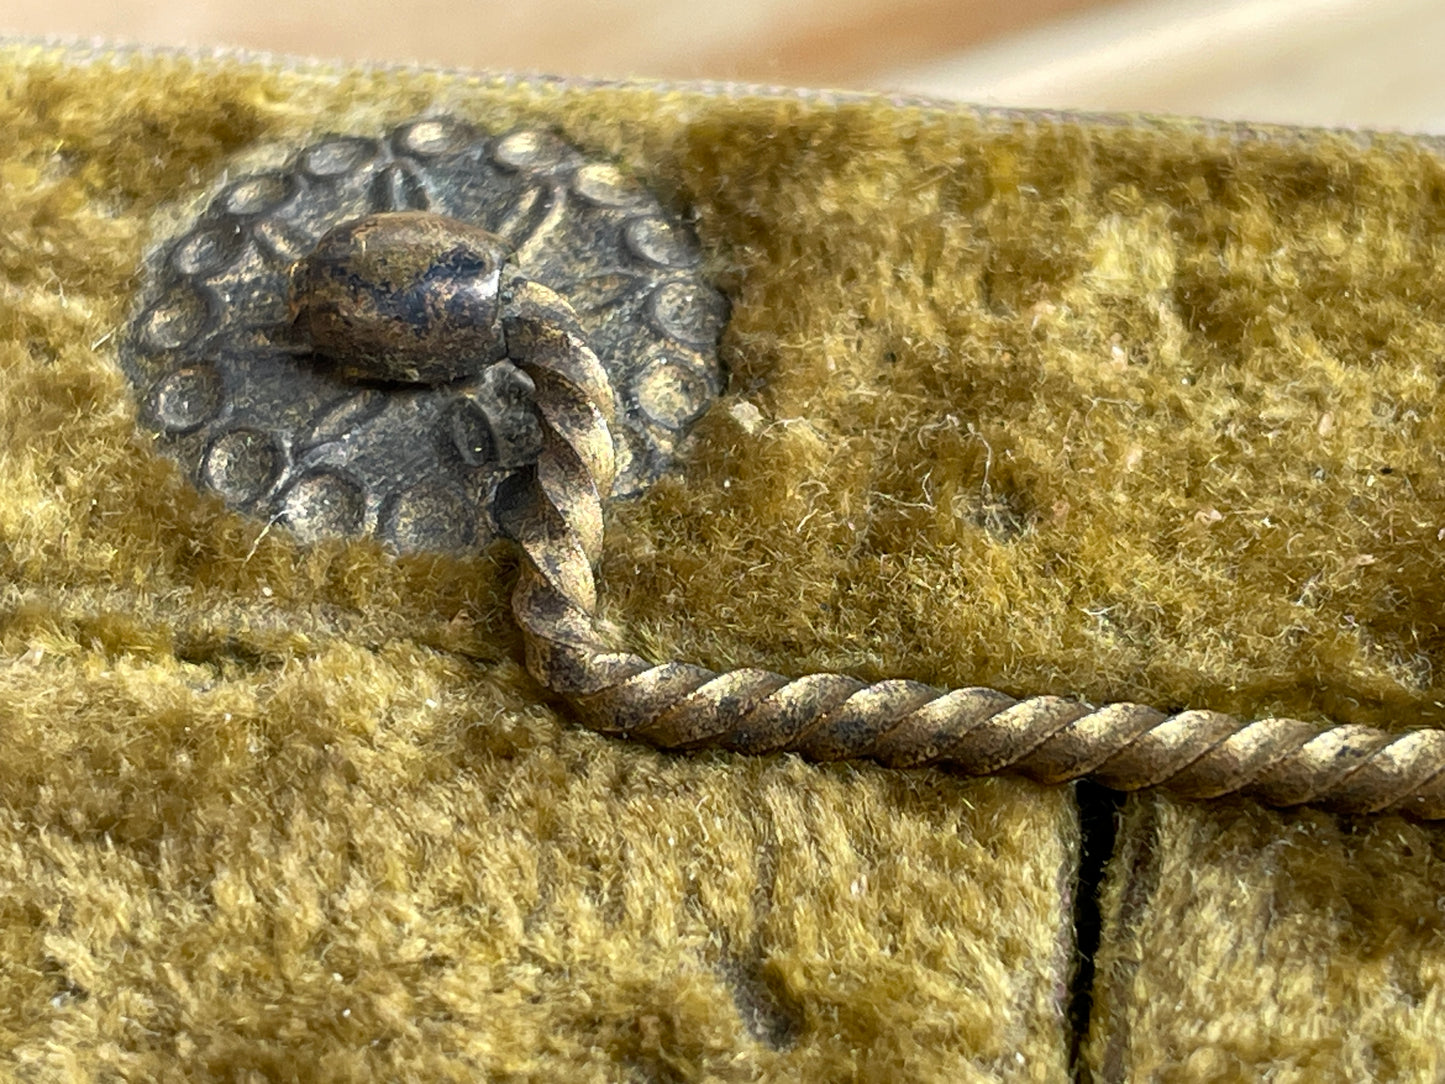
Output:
[{"xmin": 1067, "ymin": 780, "xmax": 1124, "ymax": 1082}]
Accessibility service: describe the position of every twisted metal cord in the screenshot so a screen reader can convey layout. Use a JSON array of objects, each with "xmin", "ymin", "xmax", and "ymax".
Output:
[{"xmin": 504, "ymin": 286, "xmax": 1445, "ymax": 819}]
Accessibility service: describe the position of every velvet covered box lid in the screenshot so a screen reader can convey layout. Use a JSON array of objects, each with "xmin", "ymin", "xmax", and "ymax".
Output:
[{"xmin": 3, "ymin": 43, "xmax": 1444, "ymax": 1081}]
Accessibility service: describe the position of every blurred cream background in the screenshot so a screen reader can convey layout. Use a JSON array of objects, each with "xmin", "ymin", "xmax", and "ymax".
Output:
[{"xmin": 5, "ymin": 0, "xmax": 1445, "ymax": 132}]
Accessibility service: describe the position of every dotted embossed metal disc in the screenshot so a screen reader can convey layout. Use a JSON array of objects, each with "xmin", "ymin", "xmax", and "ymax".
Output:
[{"xmin": 121, "ymin": 118, "xmax": 726, "ymax": 552}]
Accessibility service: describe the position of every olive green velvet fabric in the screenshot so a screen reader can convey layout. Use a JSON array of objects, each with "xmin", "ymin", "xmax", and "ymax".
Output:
[
  {"xmin": 1086, "ymin": 795, "xmax": 1445, "ymax": 1083},
  {"xmin": 0, "ymin": 46, "xmax": 1077, "ymax": 1082},
  {"xmin": 4, "ymin": 41, "xmax": 1445, "ymax": 1083}
]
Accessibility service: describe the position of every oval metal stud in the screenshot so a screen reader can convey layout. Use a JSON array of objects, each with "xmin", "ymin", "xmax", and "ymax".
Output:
[
  {"xmin": 121, "ymin": 120, "xmax": 728, "ymax": 553},
  {"xmin": 290, "ymin": 211, "xmax": 509, "ymax": 386}
]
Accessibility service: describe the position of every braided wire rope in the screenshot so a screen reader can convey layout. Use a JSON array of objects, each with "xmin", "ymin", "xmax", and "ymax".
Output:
[{"xmin": 500, "ymin": 283, "xmax": 1445, "ymax": 819}]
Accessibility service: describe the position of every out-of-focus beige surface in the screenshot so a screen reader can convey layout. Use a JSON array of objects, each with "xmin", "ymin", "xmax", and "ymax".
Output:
[
  {"xmin": 7, "ymin": 0, "xmax": 1439, "ymax": 131},
  {"xmin": 0, "ymin": 0, "xmax": 1110, "ymax": 86},
  {"xmin": 889, "ymin": 0, "xmax": 1445, "ymax": 133}
]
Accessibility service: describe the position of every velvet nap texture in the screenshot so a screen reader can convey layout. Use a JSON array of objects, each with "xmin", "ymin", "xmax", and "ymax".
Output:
[
  {"xmin": 0, "ymin": 46, "xmax": 1080, "ymax": 1083},
  {"xmin": 1086, "ymin": 793, "xmax": 1445, "ymax": 1083},
  {"xmin": 2, "ymin": 41, "xmax": 1445, "ymax": 1083}
]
